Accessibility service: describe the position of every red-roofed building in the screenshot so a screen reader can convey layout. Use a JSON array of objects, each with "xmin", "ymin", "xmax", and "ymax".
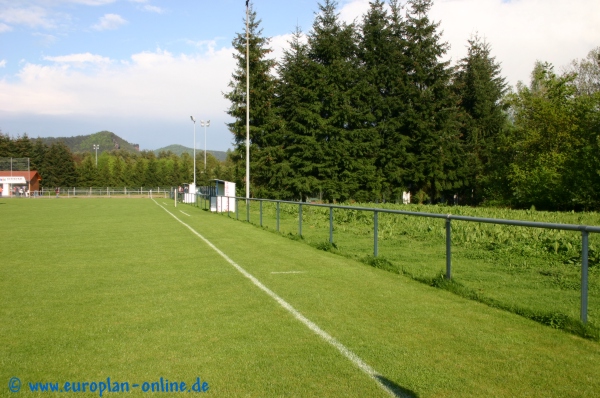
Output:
[{"xmin": 0, "ymin": 171, "xmax": 42, "ymax": 197}]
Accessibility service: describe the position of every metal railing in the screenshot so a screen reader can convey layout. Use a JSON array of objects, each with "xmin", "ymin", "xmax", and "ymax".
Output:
[{"xmin": 182, "ymin": 194, "xmax": 599, "ymax": 324}]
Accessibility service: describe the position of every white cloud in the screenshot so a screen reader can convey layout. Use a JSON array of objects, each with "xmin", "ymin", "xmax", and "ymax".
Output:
[
  {"xmin": 0, "ymin": 47, "xmax": 236, "ymax": 121},
  {"xmin": 0, "ymin": 22, "xmax": 11, "ymax": 32},
  {"xmin": 91, "ymin": 13, "xmax": 127, "ymax": 31},
  {"xmin": 0, "ymin": 60, "xmax": 6, "ymax": 68},
  {"xmin": 143, "ymin": 5, "xmax": 164, "ymax": 13},
  {"xmin": 65, "ymin": 0, "xmax": 116, "ymax": 5},
  {"xmin": 0, "ymin": 6, "xmax": 55, "ymax": 29},
  {"xmin": 44, "ymin": 52, "xmax": 112, "ymax": 67}
]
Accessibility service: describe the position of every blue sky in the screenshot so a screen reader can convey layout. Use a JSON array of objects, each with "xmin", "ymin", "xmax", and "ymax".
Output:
[{"xmin": 1, "ymin": 0, "xmax": 598, "ymax": 151}]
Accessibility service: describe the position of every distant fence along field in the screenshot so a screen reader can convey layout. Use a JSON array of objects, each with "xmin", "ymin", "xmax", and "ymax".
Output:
[{"xmin": 33, "ymin": 187, "xmax": 172, "ymax": 198}]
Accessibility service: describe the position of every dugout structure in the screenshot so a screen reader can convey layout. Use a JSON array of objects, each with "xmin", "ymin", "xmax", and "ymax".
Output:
[{"xmin": 208, "ymin": 179, "xmax": 236, "ymax": 213}]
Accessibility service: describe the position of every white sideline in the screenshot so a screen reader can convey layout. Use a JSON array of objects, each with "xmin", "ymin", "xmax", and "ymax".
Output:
[
  {"xmin": 271, "ymin": 271, "xmax": 306, "ymax": 274},
  {"xmin": 179, "ymin": 210, "xmax": 191, "ymax": 217},
  {"xmin": 152, "ymin": 200, "xmax": 400, "ymax": 398}
]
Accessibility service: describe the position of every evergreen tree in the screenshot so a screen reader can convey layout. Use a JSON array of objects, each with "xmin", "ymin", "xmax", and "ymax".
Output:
[
  {"xmin": 170, "ymin": 156, "xmax": 182, "ymax": 186},
  {"xmin": 453, "ymin": 35, "xmax": 508, "ymax": 204},
  {"xmin": 77, "ymin": 154, "xmax": 98, "ymax": 187},
  {"xmin": 43, "ymin": 142, "xmax": 77, "ymax": 188},
  {"xmin": 179, "ymin": 153, "xmax": 193, "ymax": 184},
  {"xmin": 96, "ymin": 152, "xmax": 112, "ymax": 187},
  {"xmin": 275, "ymin": 27, "xmax": 319, "ymax": 200},
  {"xmin": 307, "ymin": 0, "xmax": 361, "ymax": 201},
  {"xmin": 402, "ymin": 0, "xmax": 463, "ymax": 202},
  {"xmin": 111, "ymin": 155, "xmax": 125, "ymax": 187},
  {"xmin": 122, "ymin": 158, "xmax": 137, "ymax": 187},
  {"xmin": 144, "ymin": 153, "xmax": 159, "ymax": 187},
  {"xmin": 223, "ymin": 2, "xmax": 279, "ymax": 197},
  {"xmin": 13, "ymin": 134, "xmax": 34, "ymax": 159},
  {"xmin": 358, "ymin": 0, "xmax": 410, "ymax": 201},
  {"xmin": 0, "ymin": 131, "xmax": 12, "ymax": 157},
  {"xmin": 31, "ymin": 138, "xmax": 48, "ymax": 177}
]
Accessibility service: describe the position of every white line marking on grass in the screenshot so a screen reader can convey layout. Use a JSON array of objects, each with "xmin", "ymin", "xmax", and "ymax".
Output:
[
  {"xmin": 179, "ymin": 211, "xmax": 191, "ymax": 217},
  {"xmin": 271, "ymin": 271, "xmax": 306, "ymax": 274},
  {"xmin": 152, "ymin": 199, "xmax": 403, "ymax": 398}
]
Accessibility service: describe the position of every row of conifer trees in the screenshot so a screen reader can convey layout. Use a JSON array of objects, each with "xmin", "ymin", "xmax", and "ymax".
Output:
[{"xmin": 224, "ymin": 0, "xmax": 600, "ymax": 210}]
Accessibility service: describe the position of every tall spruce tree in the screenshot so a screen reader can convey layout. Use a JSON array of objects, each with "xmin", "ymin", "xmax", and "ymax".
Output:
[
  {"xmin": 77, "ymin": 154, "xmax": 98, "ymax": 187},
  {"xmin": 0, "ymin": 131, "xmax": 12, "ymax": 157},
  {"xmin": 111, "ymin": 156, "xmax": 125, "ymax": 187},
  {"xmin": 31, "ymin": 138, "xmax": 47, "ymax": 177},
  {"xmin": 402, "ymin": 0, "xmax": 463, "ymax": 202},
  {"xmin": 453, "ymin": 35, "xmax": 508, "ymax": 204},
  {"xmin": 307, "ymin": 0, "xmax": 361, "ymax": 202},
  {"xmin": 275, "ymin": 27, "xmax": 321, "ymax": 200},
  {"xmin": 358, "ymin": 0, "xmax": 411, "ymax": 202},
  {"xmin": 43, "ymin": 142, "xmax": 77, "ymax": 188},
  {"xmin": 224, "ymin": 2, "xmax": 279, "ymax": 197}
]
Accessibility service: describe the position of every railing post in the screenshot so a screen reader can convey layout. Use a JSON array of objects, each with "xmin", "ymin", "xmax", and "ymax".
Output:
[
  {"xmin": 581, "ymin": 230, "xmax": 589, "ymax": 324},
  {"xmin": 299, "ymin": 203, "xmax": 303, "ymax": 236},
  {"xmin": 246, "ymin": 199, "xmax": 250, "ymax": 222},
  {"xmin": 446, "ymin": 216, "xmax": 452, "ymax": 280},
  {"xmin": 260, "ymin": 201, "xmax": 263, "ymax": 227},
  {"xmin": 374, "ymin": 211, "xmax": 379, "ymax": 257},
  {"xmin": 276, "ymin": 202, "xmax": 280, "ymax": 232},
  {"xmin": 329, "ymin": 207, "xmax": 334, "ymax": 243}
]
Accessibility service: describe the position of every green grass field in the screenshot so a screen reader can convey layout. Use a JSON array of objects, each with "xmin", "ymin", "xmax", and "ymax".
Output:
[{"xmin": 2, "ymin": 197, "xmax": 600, "ymax": 397}]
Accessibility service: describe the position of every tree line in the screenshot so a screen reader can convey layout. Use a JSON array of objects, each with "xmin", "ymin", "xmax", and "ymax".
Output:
[
  {"xmin": 0, "ymin": 133, "xmax": 235, "ymax": 189},
  {"xmin": 225, "ymin": 0, "xmax": 600, "ymax": 210}
]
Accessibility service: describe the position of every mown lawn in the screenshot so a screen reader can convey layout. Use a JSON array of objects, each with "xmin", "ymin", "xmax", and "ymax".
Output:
[{"xmin": 2, "ymin": 197, "xmax": 600, "ymax": 397}]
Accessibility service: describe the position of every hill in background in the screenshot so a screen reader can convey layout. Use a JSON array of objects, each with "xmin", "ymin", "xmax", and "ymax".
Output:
[
  {"xmin": 38, "ymin": 131, "xmax": 230, "ymax": 161},
  {"xmin": 40, "ymin": 131, "xmax": 139, "ymax": 154},
  {"xmin": 154, "ymin": 144, "xmax": 230, "ymax": 162}
]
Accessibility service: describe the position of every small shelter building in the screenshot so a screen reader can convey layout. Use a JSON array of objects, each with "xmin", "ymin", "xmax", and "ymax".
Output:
[
  {"xmin": 0, "ymin": 171, "xmax": 42, "ymax": 197},
  {"xmin": 208, "ymin": 179, "xmax": 236, "ymax": 213}
]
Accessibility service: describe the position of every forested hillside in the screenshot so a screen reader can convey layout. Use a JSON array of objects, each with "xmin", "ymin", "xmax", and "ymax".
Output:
[
  {"xmin": 153, "ymin": 144, "xmax": 229, "ymax": 162},
  {"xmin": 0, "ymin": 133, "xmax": 235, "ymax": 189},
  {"xmin": 40, "ymin": 131, "xmax": 139, "ymax": 154},
  {"xmin": 225, "ymin": 0, "xmax": 600, "ymax": 210}
]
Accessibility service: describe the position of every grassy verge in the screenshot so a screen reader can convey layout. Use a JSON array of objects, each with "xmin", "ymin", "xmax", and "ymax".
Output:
[{"xmin": 224, "ymin": 199, "xmax": 599, "ymax": 341}]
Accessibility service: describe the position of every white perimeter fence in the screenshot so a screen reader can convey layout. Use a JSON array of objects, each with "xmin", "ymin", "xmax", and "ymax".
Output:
[{"xmin": 22, "ymin": 187, "xmax": 171, "ymax": 198}]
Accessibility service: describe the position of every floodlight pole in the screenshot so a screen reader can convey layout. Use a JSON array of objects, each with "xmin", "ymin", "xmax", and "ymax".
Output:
[
  {"xmin": 201, "ymin": 120, "xmax": 210, "ymax": 171},
  {"xmin": 245, "ymin": 0, "xmax": 250, "ymax": 200},
  {"xmin": 190, "ymin": 116, "xmax": 196, "ymax": 186},
  {"xmin": 93, "ymin": 144, "xmax": 99, "ymax": 166}
]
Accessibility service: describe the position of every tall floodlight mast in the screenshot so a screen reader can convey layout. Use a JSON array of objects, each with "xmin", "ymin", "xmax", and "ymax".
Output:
[
  {"xmin": 190, "ymin": 116, "xmax": 196, "ymax": 186},
  {"xmin": 201, "ymin": 120, "xmax": 210, "ymax": 171},
  {"xmin": 245, "ymin": 0, "xmax": 250, "ymax": 199}
]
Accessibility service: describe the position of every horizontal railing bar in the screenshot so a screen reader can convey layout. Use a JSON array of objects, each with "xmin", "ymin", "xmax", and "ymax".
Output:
[{"xmin": 206, "ymin": 195, "xmax": 600, "ymax": 234}]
